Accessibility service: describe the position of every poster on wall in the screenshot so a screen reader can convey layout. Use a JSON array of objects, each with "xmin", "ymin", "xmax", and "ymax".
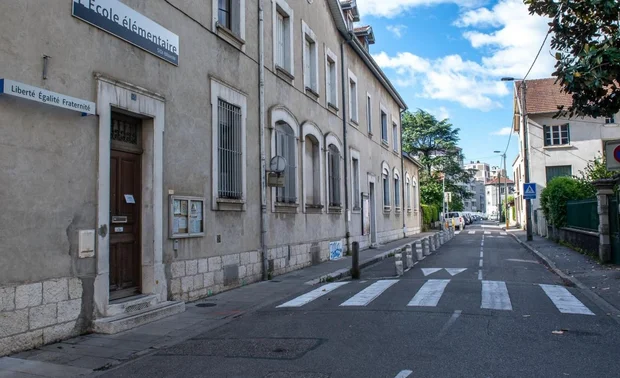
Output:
[
  {"xmin": 169, "ymin": 196, "xmax": 204, "ymax": 238},
  {"xmin": 72, "ymin": 0, "xmax": 179, "ymax": 65},
  {"xmin": 329, "ymin": 241, "xmax": 343, "ymax": 261},
  {"xmin": 362, "ymin": 195, "xmax": 370, "ymax": 236}
]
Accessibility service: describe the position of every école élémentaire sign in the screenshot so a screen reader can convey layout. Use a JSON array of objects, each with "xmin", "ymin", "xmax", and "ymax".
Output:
[{"xmin": 72, "ymin": 0, "xmax": 179, "ymax": 66}]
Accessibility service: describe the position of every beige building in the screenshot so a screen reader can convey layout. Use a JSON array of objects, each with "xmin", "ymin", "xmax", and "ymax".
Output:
[{"xmin": 0, "ymin": 0, "xmax": 420, "ymax": 355}]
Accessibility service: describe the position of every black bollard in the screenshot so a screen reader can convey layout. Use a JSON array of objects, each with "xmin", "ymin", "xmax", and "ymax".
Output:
[{"xmin": 351, "ymin": 242, "xmax": 360, "ymax": 279}]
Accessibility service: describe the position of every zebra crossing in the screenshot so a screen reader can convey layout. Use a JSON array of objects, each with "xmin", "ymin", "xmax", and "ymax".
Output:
[
  {"xmin": 460, "ymin": 230, "xmax": 508, "ymax": 236},
  {"xmin": 276, "ymin": 279, "xmax": 597, "ymax": 316}
]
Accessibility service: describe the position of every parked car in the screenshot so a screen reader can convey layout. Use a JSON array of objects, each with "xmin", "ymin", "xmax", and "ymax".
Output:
[
  {"xmin": 463, "ymin": 213, "xmax": 472, "ymax": 225},
  {"xmin": 444, "ymin": 212, "xmax": 466, "ymax": 229}
]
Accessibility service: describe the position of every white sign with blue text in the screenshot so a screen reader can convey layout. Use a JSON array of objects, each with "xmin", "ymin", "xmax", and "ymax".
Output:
[
  {"xmin": 72, "ymin": 0, "xmax": 179, "ymax": 65},
  {"xmin": 523, "ymin": 183, "xmax": 537, "ymax": 200},
  {"xmin": 0, "ymin": 79, "xmax": 96, "ymax": 115}
]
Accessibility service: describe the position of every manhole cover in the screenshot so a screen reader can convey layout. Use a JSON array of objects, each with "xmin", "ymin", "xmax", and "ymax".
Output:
[{"xmin": 196, "ymin": 303, "xmax": 217, "ymax": 308}]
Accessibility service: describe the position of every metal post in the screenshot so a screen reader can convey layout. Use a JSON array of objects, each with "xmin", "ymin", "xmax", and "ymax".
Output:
[
  {"xmin": 351, "ymin": 242, "xmax": 360, "ymax": 279},
  {"xmin": 504, "ymin": 152, "xmax": 509, "ymax": 229},
  {"xmin": 442, "ymin": 174, "xmax": 446, "ymax": 230},
  {"xmin": 521, "ymin": 80, "xmax": 533, "ymax": 241}
]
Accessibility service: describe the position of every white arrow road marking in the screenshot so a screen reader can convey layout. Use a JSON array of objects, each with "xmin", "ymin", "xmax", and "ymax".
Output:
[
  {"xmin": 408, "ymin": 279, "xmax": 450, "ymax": 307},
  {"xmin": 445, "ymin": 268, "xmax": 467, "ymax": 276},
  {"xmin": 340, "ymin": 280, "xmax": 399, "ymax": 306},
  {"xmin": 277, "ymin": 282, "xmax": 348, "ymax": 308},
  {"xmin": 421, "ymin": 268, "xmax": 443, "ymax": 276},
  {"xmin": 539, "ymin": 284, "xmax": 595, "ymax": 315},
  {"xmin": 394, "ymin": 370, "xmax": 413, "ymax": 378},
  {"xmin": 481, "ymin": 280, "xmax": 512, "ymax": 311}
]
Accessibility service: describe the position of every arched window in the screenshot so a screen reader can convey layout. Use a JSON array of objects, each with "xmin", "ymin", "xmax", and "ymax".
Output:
[
  {"xmin": 382, "ymin": 163, "xmax": 390, "ymax": 208},
  {"xmin": 328, "ymin": 144, "xmax": 341, "ymax": 206},
  {"xmin": 412, "ymin": 178, "xmax": 418, "ymax": 211},
  {"xmin": 405, "ymin": 174, "xmax": 411, "ymax": 211},
  {"xmin": 304, "ymin": 134, "xmax": 321, "ymax": 206},
  {"xmin": 275, "ymin": 122, "xmax": 297, "ymax": 203},
  {"xmin": 393, "ymin": 168, "xmax": 401, "ymax": 209}
]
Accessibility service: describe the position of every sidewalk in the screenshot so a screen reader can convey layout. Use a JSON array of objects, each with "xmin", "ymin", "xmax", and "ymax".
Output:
[
  {"xmin": 509, "ymin": 229, "xmax": 620, "ymax": 322},
  {"xmin": 0, "ymin": 232, "xmax": 435, "ymax": 377}
]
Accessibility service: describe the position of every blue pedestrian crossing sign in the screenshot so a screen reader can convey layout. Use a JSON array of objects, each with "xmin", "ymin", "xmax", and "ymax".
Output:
[{"xmin": 523, "ymin": 183, "xmax": 536, "ymax": 200}]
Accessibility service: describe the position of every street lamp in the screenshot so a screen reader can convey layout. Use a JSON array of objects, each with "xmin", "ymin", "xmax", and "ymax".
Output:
[
  {"xmin": 494, "ymin": 150, "xmax": 509, "ymax": 229},
  {"xmin": 501, "ymin": 77, "xmax": 532, "ymax": 241}
]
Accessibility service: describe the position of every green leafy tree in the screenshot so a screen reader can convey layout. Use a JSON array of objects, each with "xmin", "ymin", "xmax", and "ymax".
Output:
[
  {"xmin": 575, "ymin": 153, "xmax": 617, "ymax": 196},
  {"xmin": 525, "ymin": 0, "xmax": 620, "ymax": 118},
  {"xmin": 402, "ymin": 110, "xmax": 474, "ymax": 207},
  {"xmin": 540, "ymin": 176, "xmax": 592, "ymax": 227},
  {"xmin": 449, "ymin": 194, "xmax": 464, "ymax": 212}
]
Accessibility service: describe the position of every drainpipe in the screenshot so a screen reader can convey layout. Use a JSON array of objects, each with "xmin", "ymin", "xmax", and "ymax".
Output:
[
  {"xmin": 341, "ymin": 35, "xmax": 353, "ymax": 254},
  {"xmin": 400, "ymin": 109, "xmax": 406, "ymax": 238},
  {"xmin": 258, "ymin": 0, "xmax": 268, "ymax": 280}
]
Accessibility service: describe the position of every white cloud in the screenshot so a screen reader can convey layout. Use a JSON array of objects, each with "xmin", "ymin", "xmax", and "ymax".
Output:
[
  {"xmin": 372, "ymin": 0, "xmax": 554, "ymax": 111},
  {"xmin": 428, "ymin": 106, "xmax": 451, "ymax": 120},
  {"xmin": 386, "ymin": 24, "xmax": 407, "ymax": 38},
  {"xmin": 357, "ymin": 0, "xmax": 481, "ymax": 18},
  {"xmin": 491, "ymin": 127, "xmax": 512, "ymax": 136}
]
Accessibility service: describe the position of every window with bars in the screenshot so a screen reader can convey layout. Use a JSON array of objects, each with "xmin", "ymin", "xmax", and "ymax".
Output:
[
  {"xmin": 328, "ymin": 144, "xmax": 341, "ymax": 207},
  {"xmin": 304, "ymin": 135, "xmax": 321, "ymax": 206},
  {"xmin": 218, "ymin": 0, "xmax": 232, "ymax": 29},
  {"xmin": 543, "ymin": 124, "xmax": 570, "ymax": 146},
  {"xmin": 218, "ymin": 99, "xmax": 243, "ymax": 200},
  {"xmin": 275, "ymin": 123, "xmax": 297, "ymax": 203},
  {"xmin": 392, "ymin": 122, "xmax": 398, "ymax": 152},
  {"xmin": 352, "ymin": 157, "xmax": 360, "ymax": 209},
  {"xmin": 546, "ymin": 165, "xmax": 572, "ymax": 184},
  {"xmin": 382, "ymin": 168, "xmax": 390, "ymax": 208},
  {"xmin": 381, "ymin": 111, "xmax": 388, "ymax": 142}
]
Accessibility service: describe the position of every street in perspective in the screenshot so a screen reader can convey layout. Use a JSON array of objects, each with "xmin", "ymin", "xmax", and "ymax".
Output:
[{"xmin": 3, "ymin": 0, "xmax": 620, "ymax": 377}]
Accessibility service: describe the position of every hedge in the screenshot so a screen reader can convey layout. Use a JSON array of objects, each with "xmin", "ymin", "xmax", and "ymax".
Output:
[
  {"xmin": 540, "ymin": 176, "xmax": 592, "ymax": 227},
  {"xmin": 421, "ymin": 204, "xmax": 439, "ymax": 226}
]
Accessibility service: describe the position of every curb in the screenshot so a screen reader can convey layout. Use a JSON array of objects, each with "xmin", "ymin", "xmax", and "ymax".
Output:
[
  {"xmin": 305, "ymin": 232, "xmax": 445, "ymax": 285},
  {"xmin": 509, "ymin": 232, "xmax": 620, "ymax": 324}
]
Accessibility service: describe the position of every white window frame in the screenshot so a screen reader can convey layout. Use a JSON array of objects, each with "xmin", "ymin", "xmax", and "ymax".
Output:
[
  {"xmin": 393, "ymin": 168, "xmax": 401, "ymax": 211},
  {"xmin": 380, "ymin": 103, "xmax": 388, "ymax": 144},
  {"xmin": 392, "ymin": 115, "xmax": 399, "ymax": 152},
  {"xmin": 302, "ymin": 21, "xmax": 319, "ymax": 96},
  {"xmin": 301, "ymin": 121, "xmax": 324, "ymax": 212},
  {"xmin": 325, "ymin": 47, "xmax": 338, "ymax": 109},
  {"xmin": 270, "ymin": 107, "xmax": 300, "ymax": 212},
  {"xmin": 348, "ymin": 69, "xmax": 358, "ymax": 124},
  {"xmin": 366, "ymin": 93, "xmax": 372, "ymax": 134},
  {"xmin": 543, "ymin": 124, "xmax": 570, "ymax": 146},
  {"xmin": 382, "ymin": 161, "xmax": 390, "ymax": 210},
  {"xmin": 350, "ymin": 148, "xmax": 361, "ymax": 211},
  {"xmin": 272, "ymin": 0, "xmax": 294, "ymax": 77},
  {"xmin": 325, "ymin": 133, "xmax": 343, "ymax": 212},
  {"xmin": 212, "ymin": 0, "xmax": 246, "ymax": 49},
  {"xmin": 405, "ymin": 173, "xmax": 411, "ymax": 212},
  {"xmin": 211, "ymin": 78, "xmax": 247, "ymax": 211}
]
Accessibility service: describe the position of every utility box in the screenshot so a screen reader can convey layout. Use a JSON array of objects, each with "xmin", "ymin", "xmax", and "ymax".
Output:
[{"xmin": 78, "ymin": 229, "xmax": 95, "ymax": 258}]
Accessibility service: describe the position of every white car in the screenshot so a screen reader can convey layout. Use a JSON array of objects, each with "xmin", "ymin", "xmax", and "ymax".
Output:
[{"xmin": 444, "ymin": 212, "xmax": 466, "ymax": 229}]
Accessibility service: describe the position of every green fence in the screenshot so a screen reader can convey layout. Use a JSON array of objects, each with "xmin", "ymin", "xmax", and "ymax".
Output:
[{"xmin": 566, "ymin": 199, "xmax": 599, "ymax": 231}]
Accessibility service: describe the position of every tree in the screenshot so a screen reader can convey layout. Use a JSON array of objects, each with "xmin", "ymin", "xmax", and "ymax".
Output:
[
  {"xmin": 525, "ymin": 0, "xmax": 620, "ymax": 118},
  {"xmin": 449, "ymin": 194, "xmax": 464, "ymax": 212},
  {"xmin": 575, "ymin": 153, "xmax": 618, "ymax": 196},
  {"xmin": 402, "ymin": 109, "xmax": 474, "ymax": 206}
]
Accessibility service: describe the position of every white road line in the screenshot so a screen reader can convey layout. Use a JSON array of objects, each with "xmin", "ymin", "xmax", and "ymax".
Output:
[
  {"xmin": 455, "ymin": 231, "xmax": 461, "ymax": 235},
  {"xmin": 468, "ymin": 231, "xmax": 475, "ymax": 235},
  {"xmin": 422, "ymin": 268, "xmax": 443, "ymax": 276},
  {"xmin": 277, "ymin": 282, "xmax": 348, "ymax": 308},
  {"xmin": 484, "ymin": 231, "xmax": 491, "ymax": 235},
  {"xmin": 500, "ymin": 232, "xmax": 508, "ymax": 235},
  {"xmin": 340, "ymin": 280, "xmax": 399, "ymax": 306},
  {"xmin": 480, "ymin": 251, "xmax": 483, "ymax": 258},
  {"xmin": 394, "ymin": 370, "xmax": 413, "ymax": 378},
  {"xmin": 539, "ymin": 284, "xmax": 595, "ymax": 315},
  {"xmin": 479, "ymin": 259, "xmax": 483, "ymax": 268},
  {"xmin": 437, "ymin": 310, "xmax": 462, "ymax": 338},
  {"xmin": 478, "ymin": 270, "xmax": 483, "ymax": 280},
  {"xmin": 481, "ymin": 280, "xmax": 512, "ymax": 311},
  {"xmin": 408, "ymin": 279, "xmax": 450, "ymax": 307}
]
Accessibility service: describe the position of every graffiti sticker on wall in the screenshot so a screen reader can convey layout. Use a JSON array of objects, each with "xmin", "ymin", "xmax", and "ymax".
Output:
[{"xmin": 329, "ymin": 241, "xmax": 343, "ymax": 261}]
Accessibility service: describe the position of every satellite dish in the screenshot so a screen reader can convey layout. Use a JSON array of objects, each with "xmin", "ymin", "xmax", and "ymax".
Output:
[{"xmin": 269, "ymin": 156, "xmax": 287, "ymax": 174}]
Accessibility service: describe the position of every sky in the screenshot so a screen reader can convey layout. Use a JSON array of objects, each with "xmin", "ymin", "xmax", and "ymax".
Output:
[{"xmin": 358, "ymin": 0, "xmax": 555, "ymax": 176}]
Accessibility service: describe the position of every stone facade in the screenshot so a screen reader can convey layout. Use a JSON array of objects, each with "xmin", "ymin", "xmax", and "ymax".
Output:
[{"xmin": 0, "ymin": 278, "xmax": 83, "ymax": 356}]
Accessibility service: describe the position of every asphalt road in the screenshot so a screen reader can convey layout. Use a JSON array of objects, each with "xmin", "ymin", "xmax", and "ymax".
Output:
[{"xmin": 101, "ymin": 222, "xmax": 620, "ymax": 378}]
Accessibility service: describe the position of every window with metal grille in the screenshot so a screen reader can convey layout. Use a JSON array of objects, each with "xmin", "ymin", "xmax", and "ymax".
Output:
[
  {"xmin": 218, "ymin": 0, "xmax": 231, "ymax": 29},
  {"xmin": 382, "ymin": 168, "xmax": 390, "ymax": 207},
  {"xmin": 545, "ymin": 165, "xmax": 572, "ymax": 184},
  {"xmin": 328, "ymin": 144, "xmax": 341, "ymax": 206},
  {"xmin": 218, "ymin": 99, "xmax": 243, "ymax": 199},
  {"xmin": 394, "ymin": 176, "xmax": 400, "ymax": 208},
  {"xmin": 275, "ymin": 123, "xmax": 297, "ymax": 203},
  {"xmin": 392, "ymin": 122, "xmax": 398, "ymax": 152},
  {"xmin": 304, "ymin": 135, "xmax": 321, "ymax": 206},
  {"xmin": 111, "ymin": 114, "xmax": 139, "ymax": 145},
  {"xmin": 352, "ymin": 157, "xmax": 360, "ymax": 209},
  {"xmin": 381, "ymin": 111, "xmax": 388, "ymax": 142},
  {"xmin": 543, "ymin": 124, "xmax": 570, "ymax": 146}
]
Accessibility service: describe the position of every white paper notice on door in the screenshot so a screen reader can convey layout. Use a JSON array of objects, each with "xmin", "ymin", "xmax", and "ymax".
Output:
[{"xmin": 124, "ymin": 194, "xmax": 135, "ymax": 204}]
